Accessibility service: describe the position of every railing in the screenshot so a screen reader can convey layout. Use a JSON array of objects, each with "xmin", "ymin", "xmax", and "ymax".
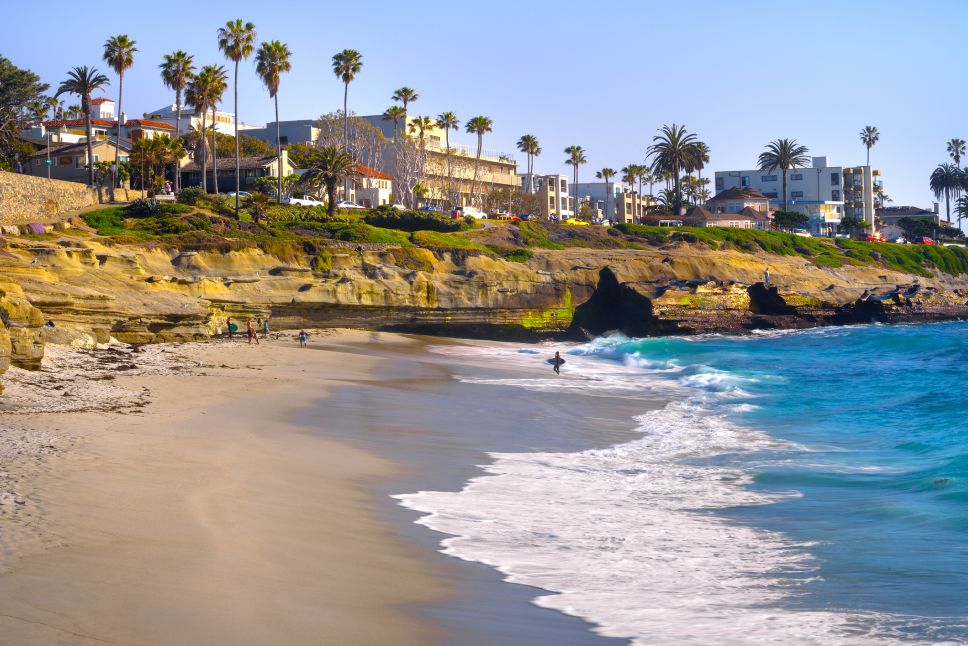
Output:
[{"xmin": 426, "ymin": 141, "xmax": 516, "ymax": 164}]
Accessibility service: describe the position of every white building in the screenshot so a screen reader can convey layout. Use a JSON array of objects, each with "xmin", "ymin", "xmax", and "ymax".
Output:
[
  {"xmin": 144, "ymin": 103, "xmax": 258, "ymax": 136},
  {"xmin": 245, "ymin": 120, "xmax": 320, "ymax": 147},
  {"xmin": 573, "ymin": 181, "xmax": 652, "ymax": 223},
  {"xmin": 519, "ymin": 173, "xmax": 574, "ymax": 219},
  {"xmin": 714, "ymin": 156, "xmax": 882, "ymax": 236}
]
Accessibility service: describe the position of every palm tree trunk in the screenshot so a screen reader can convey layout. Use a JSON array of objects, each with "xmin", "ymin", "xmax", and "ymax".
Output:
[
  {"xmin": 327, "ymin": 178, "xmax": 338, "ymax": 217},
  {"xmin": 342, "ymin": 82, "xmax": 349, "ymax": 201},
  {"xmin": 275, "ymin": 94, "xmax": 281, "ymax": 202},
  {"xmin": 174, "ymin": 88, "xmax": 182, "ymax": 193},
  {"xmin": 211, "ymin": 105, "xmax": 219, "ymax": 194},
  {"xmin": 782, "ymin": 170, "xmax": 788, "ymax": 211},
  {"xmin": 85, "ymin": 103, "xmax": 96, "ymax": 189},
  {"xmin": 866, "ymin": 146, "xmax": 869, "ymax": 167},
  {"xmin": 470, "ymin": 135, "xmax": 482, "ymax": 206},
  {"xmin": 112, "ymin": 72, "xmax": 123, "ymax": 202},
  {"xmin": 234, "ymin": 61, "xmax": 240, "ymax": 218},
  {"xmin": 445, "ymin": 130, "xmax": 452, "ymax": 208},
  {"xmin": 200, "ymin": 109, "xmax": 207, "ymax": 193}
]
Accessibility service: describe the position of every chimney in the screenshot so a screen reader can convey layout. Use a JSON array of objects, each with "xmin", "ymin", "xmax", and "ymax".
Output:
[
  {"xmin": 120, "ymin": 112, "xmax": 126, "ymax": 126},
  {"xmin": 934, "ymin": 202, "xmax": 940, "ymax": 215}
]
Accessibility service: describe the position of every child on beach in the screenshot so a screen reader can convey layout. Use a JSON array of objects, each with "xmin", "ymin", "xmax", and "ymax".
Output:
[
  {"xmin": 247, "ymin": 319, "xmax": 260, "ymax": 345},
  {"xmin": 298, "ymin": 330, "xmax": 308, "ymax": 347}
]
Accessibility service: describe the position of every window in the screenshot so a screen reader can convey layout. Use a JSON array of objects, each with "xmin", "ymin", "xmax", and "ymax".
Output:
[
  {"xmin": 741, "ymin": 175, "xmax": 750, "ymax": 187},
  {"xmin": 550, "ymin": 197, "xmax": 555, "ymax": 208},
  {"xmin": 763, "ymin": 191, "xmax": 777, "ymax": 199},
  {"xmin": 58, "ymin": 156, "xmax": 71, "ymax": 166},
  {"xmin": 560, "ymin": 179, "xmax": 567, "ymax": 192},
  {"xmin": 715, "ymin": 177, "xmax": 724, "ymax": 190},
  {"xmin": 279, "ymin": 136, "xmax": 289, "ymax": 144},
  {"xmin": 830, "ymin": 172, "xmax": 840, "ymax": 185},
  {"xmin": 761, "ymin": 175, "xmax": 777, "ymax": 182},
  {"xmin": 791, "ymin": 191, "xmax": 804, "ymax": 198},
  {"xmin": 790, "ymin": 173, "xmax": 803, "ymax": 181},
  {"xmin": 832, "ymin": 190, "xmax": 841, "ymax": 201}
]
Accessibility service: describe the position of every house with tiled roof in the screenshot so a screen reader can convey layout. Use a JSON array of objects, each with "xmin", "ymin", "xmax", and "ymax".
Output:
[
  {"xmin": 351, "ymin": 163, "xmax": 393, "ymax": 207},
  {"xmin": 705, "ymin": 187, "xmax": 771, "ymax": 216},
  {"xmin": 24, "ymin": 137, "xmax": 132, "ymax": 183},
  {"xmin": 682, "ymin": 205, "xmax": 771, "ymax": 230},
  {"xmin": 180, "ymin": 150, "xmax": 293, "ymax": 193}
]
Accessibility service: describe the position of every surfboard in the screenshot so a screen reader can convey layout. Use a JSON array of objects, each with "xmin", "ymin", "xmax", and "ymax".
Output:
[{"xmin": 547, "ymin": 358, "xmax": 566, "ymax": 366}]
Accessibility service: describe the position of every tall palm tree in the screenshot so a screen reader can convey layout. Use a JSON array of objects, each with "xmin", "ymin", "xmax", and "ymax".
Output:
[
  {"xmin": 596, "ymin": 168, "xmax": 616, "ymax": 220},
  {"xmin": 647, "ymin": 124, "xmax": 698, "ymax": 210},
  {"xmin": 954, "ymin": 194, "xmax": 968, "ymax": 228},
  {"xmin": 691, "ymin": 141, "xmax": 710, "ymax": 191},
  {"xmin": 564, "ymin": 145, "xmax": 587, "ymax": 217},
  {"xmin": 332, "ymin": 49, "xmax": 362, "ymax": 200},
  {"xmin": 436, "ymin": 111, "xmax": 459, "ymax": 206},
  {"xmin": 256, "ymin": 40, "xmax": 293, "ymax": 201},
  {"xmin": 382, "ymin": 105, "xmax": 406, "ymax": 139},
  {"xmin": 300, "ymin": 146, "xmax": 360, "ymax": 216},
  {"xmin": 859, "ymin": 126, "xmax": 879, "ymax": 166},
  {"xmin": 516, "ymin": 134, "xmax": 541, "ymax": 193},
  {"xmin": 184, "ymin": 73, "xmax": 209, "ymax": 191},
  {"xmin": 103, "ymin": 35, "xmax": 137, "ymax": 199},
  {"xmin": 408, "ymin": 116, "xmax": 435, "ymax": 151},
  {"xmin": 465, "ymin": 115, "xmax": 493, "ymax": 204},
  {"xmin": 930, "ymin": 163, "xmax": 963, "ymax": 222},
  {"xmin": 947, "ymin": 138, "xmax": 966, "ymax": 166},
  {"xmin": 218, "ymin": 19, "xmax": 257, "ymax": 217},
  {"xmin": 757, "ymin": 138, "xmax": 810, "ymax": 212},
  {"xmin": 204, "ymin": 65, "xmax": 229, "ymax": 194},
  {"xmin": 392, "ymin": 86, "xmax": 418, "ymax": 119},
  {"xmin": 55, "ymin": 66, "xmax": 110, "ymax": 187},
  {"xmin": 160, "ymin": 50, "xmax": 195, "ymax": 192}
]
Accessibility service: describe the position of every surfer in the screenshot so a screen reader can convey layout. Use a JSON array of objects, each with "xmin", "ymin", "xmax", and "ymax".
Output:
[{"xmin": 551, "ymin": 351, "xmax": 564, "ymax": 375}]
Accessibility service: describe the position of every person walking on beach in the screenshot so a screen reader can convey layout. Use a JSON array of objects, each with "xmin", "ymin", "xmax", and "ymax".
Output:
[
  {"xmin": 247, "ymin": 319, "xmax": 260, "ymax": 346},
  {"xmin": 552, "ymin": 351, "xmax": 564, "ymax": 375},
  {"xmin": 227, "ymin": 317, "xmax": 234, "ymax": 339},
  {"xmin": 262, "ymin": 318, "xmax": 269, "ymax": 339},
  {"xmin": 299, "ymin": 330, "xmax": 308, "ymax": 348}
]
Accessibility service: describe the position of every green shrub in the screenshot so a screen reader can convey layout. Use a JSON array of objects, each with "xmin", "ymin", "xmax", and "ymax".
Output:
[
  {"xmin": 613, "ymin": 223, "xmax": 670, "ymax": 244},
  {"xmin": 364, "ymin": 206, "xmax": 462, "ymax": 232},
  {"xmin": 310, "ymin": 250, "xmax": 333, "ymax": 272},
  {"xmin": 176, "ymin": 187, "xmax": 204, "ymax": 205},
  {"xmin": 82, "ymin": 207, "xmax": 128, "ymax": 235},
  {"xmin": 514, "ymin": 221, "xmax": 564, "ymax": 250},
  {"xmin": 487, "ymin": 245, "xmax": 534, "ymax": 263},
  {"xmin": 129, "ymin": 198, "xmax": 161, "ymax": 216},
  {"xmin": 411, "ymin": 230, "xmax": 489, "ymax": 251}
]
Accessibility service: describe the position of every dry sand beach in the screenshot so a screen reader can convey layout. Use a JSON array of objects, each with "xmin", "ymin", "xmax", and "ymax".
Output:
[{"xmin": 0, "ymin": 331, "xmax": 450, "ymax": 645}]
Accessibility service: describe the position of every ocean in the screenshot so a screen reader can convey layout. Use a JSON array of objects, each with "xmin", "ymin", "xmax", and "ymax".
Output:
[{"xmin": 396, "ymin": 322, "xmax": 968, "ymax": 645}]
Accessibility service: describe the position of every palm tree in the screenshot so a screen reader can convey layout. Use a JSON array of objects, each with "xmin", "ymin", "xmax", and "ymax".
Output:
[
  {"xmin": 465, "ymin": 115, "xmax": 493, "ymax": 204},
  {"xmin": 757, "ymin": 138, "xmax": 810, "ymax": 212},
  {"xmin": 595, "ymin": 168, "xmax": 616, "ymax": 220},
  {"xmin": 332, "ymin": 49, "xmax": 362, "ymax": 200},
  {"xmin": 160, "ymin": 50, "xmax": 195, "ymax": 192},
  {"xmin": 55, "ymin": 66, "xmax": 110, "ymax": 187},
  {"xmin": 256, "ymin": 40, "xmax": 293, "ymax": 202},
  {"xmin": 859, "ymin": 126, "xmax": 879, "ymax": 166},
  {"xmin": 647, "ymin": 124, "xmax": 698, "ymax": 210},
  {"xmin": 517, "ymin": 134, "xmax": 541, "ymax": 194},
  {"xmin": 564, "ymin": 145, "xmax": 587, "ymax": 217},
  {"xmin": 408, "ymin": 116, "xmax": 435, "ymax": 151},
  {"xmin": 184, "ymin": 73, "xmax": 209, "ymax": 191},
  {"xmin": 218, "ymin": 19, "xmax": 257, "ymax": 217},
  {"xmin": 382, "ymin": 105, "xmax": 406, "ymax": 139},
  {"xmin": 300, "ymin": 146, "xmax": 360, "ymax": 216},
  {"xmin": 436, "ymin": 111, "xmax": 459, "ymax": 207},
  {"xmin": 103, "ymin": 35, "xmax": 137, "ymax": 200},
  {"xmin": 204, "ymin": 65, "xmax": 229, "ymax": 194},
  {"xmin": 947, "ymin": 138, "xmax": 966, "ymax": 166},
  {"xmin": 930, "ymin": 163, "xmax": 963, "ymax": 222},
  {"xmin": 392, "ymin": 86, "xmax": 418, "ymax": 119},
  {"xmin": 691, "ymin": 141, "xmax": 710, "ymax": 191},
  {"xmin": 955, "ymin": 194, "xmax": 968, "ymax": 228}
]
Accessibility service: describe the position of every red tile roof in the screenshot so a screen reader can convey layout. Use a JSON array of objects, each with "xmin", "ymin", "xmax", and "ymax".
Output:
[
  {"xmin": 40, "ymin": 118, "xmax": 173, "ymax": 130},
  {"xmin": 125, "ymin": 119, "xmax": 175, "ymax": 130},
  {"xmin": 91, "ymin": 98, "xmax": 113, "ymax": 105},
  {"xmin": 353, "ymin": 163, "xmax": 393, "ymax": 180},
  {"xmin": 42, "ymin": 118, "xmax": 115, "ymax": 128}
]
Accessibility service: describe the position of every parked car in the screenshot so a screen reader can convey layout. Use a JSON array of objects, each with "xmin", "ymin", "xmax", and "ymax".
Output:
[
  {"xmin": 892, "ymin": 237, "xmax": 909, "ymax": 244},
  {"xmin": 226, "ymin": 191, "xmax": 251, "ymax": 198},
  {"xmin": 337, "ymin": 200, "xmax": 364, "ymax": 209},
  {"xmin": 864, "ymin": 234, "xmax": 884, "ymax": 242},
  {"xmin": 794, "ymin": 229, "xmax": 813, "ymax": 237},
  {"xmin": 390, "ymin": 203, "xmax": 407, "ymax": 210},
  {"xmin": 563, "ymin": 218, "xmax": 590, "ymax": 226},
  {"xmin": 284, "ymin": 196, "xmax": 325, "ymax": 207},
  {"xmin": 455, "ymin": 207, "xmax": 488, "ymax": 220},
  {"xmin": 518, "ymin": 213, "xmax": 537, "ymax": 221},
  {"xmin": 417, "ymin": 205, "xmax": 442, "ymax": 213},
  {"xmin": 920, "ymin": 237, "xmax": 937, "ymax": 245}
]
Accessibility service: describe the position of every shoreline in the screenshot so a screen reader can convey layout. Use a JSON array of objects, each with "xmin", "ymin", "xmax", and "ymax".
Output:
[{"xmin": 0, "ymin": 331, "xmax": 449, "ymax": 644}]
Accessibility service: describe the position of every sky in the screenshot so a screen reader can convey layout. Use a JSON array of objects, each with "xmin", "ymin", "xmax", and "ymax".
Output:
[{"xmin": 3, "ymin": 0, "xmax": 965, "ymax": 211}]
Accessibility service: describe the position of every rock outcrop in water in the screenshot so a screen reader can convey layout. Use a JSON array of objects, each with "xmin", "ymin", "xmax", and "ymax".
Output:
[{"xmin": 0, "ymin": 232, "xmax": 967, "ymax": 386}]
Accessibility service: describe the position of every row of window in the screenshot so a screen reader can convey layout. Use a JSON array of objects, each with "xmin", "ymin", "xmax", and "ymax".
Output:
[{"xmin": 738, "ymin": 172, "xmax": 841, "ymax": 186}]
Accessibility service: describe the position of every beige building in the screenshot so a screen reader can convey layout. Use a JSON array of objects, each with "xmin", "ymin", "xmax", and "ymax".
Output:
[
  {"xmin": 613, "ymin": 190, "xmax": 655, "ymax": 224},
  {"xmin": 520, "ymin": 174, "xmax": 573, "ymax": 219},
  {"xmin": 25, "ymin": 137, "xmax": 132, "ymax": 183},
  {"xmin": 843, "ymin": 165, "xmax": 881, "ymax": 227}
]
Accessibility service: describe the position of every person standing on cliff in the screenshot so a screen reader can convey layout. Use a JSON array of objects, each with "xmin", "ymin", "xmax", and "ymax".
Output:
[{"xmin": 764, "ymin": 268, "xmax": 771, "ymax": 286}]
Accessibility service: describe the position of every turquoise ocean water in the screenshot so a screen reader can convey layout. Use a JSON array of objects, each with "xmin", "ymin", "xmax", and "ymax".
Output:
[{"xmin": 400, "ymin": 322, "xmax": 968, "ymax": 644}]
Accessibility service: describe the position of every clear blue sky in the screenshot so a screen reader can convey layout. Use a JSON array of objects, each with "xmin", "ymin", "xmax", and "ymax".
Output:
[{"xmin": 3, "ymin": 0, "xmax": 963, "ymax": 211}]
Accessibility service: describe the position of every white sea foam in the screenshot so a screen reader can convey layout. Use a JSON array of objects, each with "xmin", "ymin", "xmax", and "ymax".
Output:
[{"xmin": 398, "ymin": 343, "xmax": 944, "ymax": 644}]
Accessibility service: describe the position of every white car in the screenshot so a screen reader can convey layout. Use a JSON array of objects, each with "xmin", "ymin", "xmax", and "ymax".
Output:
[
  {"xmin": 793, "ymin": 229, "xmax": 813, "ymax": 237},
  {"xmin": 337, "ymin": 200, "xmax": 364, "ymax": 210},
  {"xmin": 460, "ymin": 207, "xmax": 488, "ymax": 219},
  {"xmin": 285, "ymin": 196, "xmax": 325, "ymax": 207}
]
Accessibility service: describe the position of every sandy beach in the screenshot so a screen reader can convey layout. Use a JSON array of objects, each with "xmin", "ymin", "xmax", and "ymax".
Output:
[{"xmin": 0, "ymin": 330, "xmax": 449, "ymax": 645}]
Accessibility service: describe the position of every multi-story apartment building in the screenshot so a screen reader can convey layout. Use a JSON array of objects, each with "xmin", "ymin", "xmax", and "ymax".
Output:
[
  {"xmin": 145, "ymin": 103, "xmax": 258, "ymax": 136},
  {"xmin": 714, "ymin": 156, "xmax": 880, "ymax": 236},
  {"xmin": 572, "ymin": 182, "xmax": 652, "ymax": 223},
  {"xmin": 357, "ymin": 115, "xmax": 518, "ymax": 209},
  {"xmin": 519, "ymin": 174, "xmax": 574, "ymax": 219},
  {"xmin": 245, "ymin": 120, "xmax": 320, "ymax": 147}
]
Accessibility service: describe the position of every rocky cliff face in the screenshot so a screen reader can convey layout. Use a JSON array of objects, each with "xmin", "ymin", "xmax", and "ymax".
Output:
[{"xmin": 0, "ymin": 234, "xmax": 966, "ymax": 386}]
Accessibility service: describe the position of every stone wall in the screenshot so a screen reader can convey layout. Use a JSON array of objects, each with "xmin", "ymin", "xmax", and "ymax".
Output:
[{"xmin": 0, "ymin": 171, "xmax": 97, "ymax": 225}]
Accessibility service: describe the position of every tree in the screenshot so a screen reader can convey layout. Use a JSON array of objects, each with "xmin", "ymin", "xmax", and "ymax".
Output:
[
  {"xmin": 160, "ymin": 50, "xmax": 195, "ymax": 191},
  {"xmin": 408, "ymin": 115, "xmax": 435, "ymax": 150},
  {"xmin": 299, "ymin": 146, "xmax": 360, "ymax": 216},
  {"xmin": 838, "ymin": 215, "xmax": 869, "ymax": 236},
  {"xmin": 564, "ymin": 145, "xmax": 587, "ymax": 214},
  {"xmin": 382, "ymin": 105, "xmax": 406, "ymax": 139},
  {"xmin": 484, "ymin": 188, "xmax": 542, "ymax": 215},
  {"xmin": 516, "ymin": 134, "xmax": 541, "ymax": 194},
  {"xmin": 595, "ymin": 167, "xmax": 616, "ymax": 220},
  {"xmin": 55, "ymin": 66, "xmax": 109, "ymax": 187},
  {"xmin": 465, "ymin": 115, "xmax": 493, "ymax": 205},
  {"xmin": 256, "ymin": 40, "xmax": 292, "ymax": 202},
  {"xmin": 332, "ymin": 49, "xmax": 362, "ymax": 200},
  {"xmin": 955, "ymin": 195, "xmax": 968, "ymax": 228},
  {"xmin": 391, "ymin": 87, "xmax": 418, "ymax": 119},
  {"xmin": 218, "ymin": 19, "xmax": 257, "ymax": 218},
  {"xmin": 184, "ymin": 75, "xmax": 209, "ymax": 191},
  {"xmin": 206, "ymin": 66, "xmax": 228, "ymax": 194},
  {"xmin": 0, "ymin": 57, "xmax": 50, "ymax": 169},
  {"xmin": 772, "ymin": 210, "xmax": 809, "ymax": 231},
  {"xmin": 947, "ymin": 138, "xmax": 966, "ymax": 166},
  {"xmin": 690, "ymin": 141, "xmax": 710, "ymax": 190},
  {"xmin": 859, "ymin": 126, "xmax": 879, "ymax": 166},
  {"xmin": 246, "ymin": 191, "xmax": 271, "ymax": 224},
  {"xmin": 436, "ymin": 111, "xmax": 459, "ymax": 207},
  {"xmin": 929, "ymin": 163, "xmax": 963, "ymax": 222},
  {"xmin": 647, "ymin": 124, "xmax": 698, "ymax": 211},
  {"xmin": 103, "ymin": 34, "xmax": 137, "ymax": 200},
  {"xmin": 757, "ymin": 138, "xmax": 810, "ymax": 212}
]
